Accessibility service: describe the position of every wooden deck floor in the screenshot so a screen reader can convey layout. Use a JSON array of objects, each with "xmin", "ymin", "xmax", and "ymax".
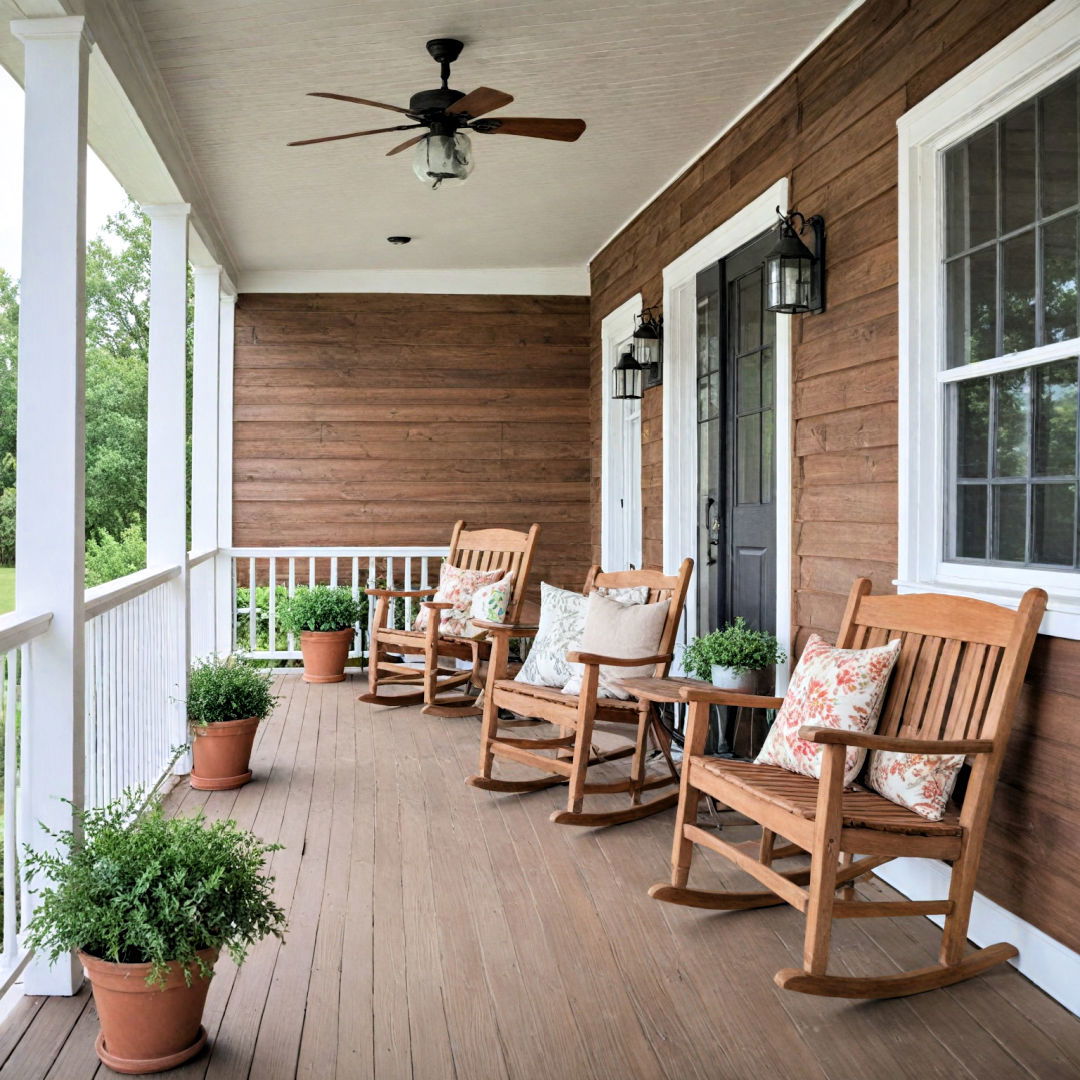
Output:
[{"xmin": 2, "ymin": 674, "xmax": 1079, "ymax": 1079}]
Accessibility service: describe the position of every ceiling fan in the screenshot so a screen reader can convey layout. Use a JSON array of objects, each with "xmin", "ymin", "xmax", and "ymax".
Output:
[{"xmin": 288, "ymin": 38, "xmax": 587, "ymax": 188}]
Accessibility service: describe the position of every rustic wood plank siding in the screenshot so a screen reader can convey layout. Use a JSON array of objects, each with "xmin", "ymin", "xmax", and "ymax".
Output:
[
  {"xmin": 233, "ymin": 293, "xmax": 591, "ymax": 593},
  {"xmin": 589, "ymin": 0, "xmax": 1080, "ymax": 953}
]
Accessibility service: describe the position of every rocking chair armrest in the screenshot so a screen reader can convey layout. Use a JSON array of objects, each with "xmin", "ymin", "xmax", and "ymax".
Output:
[
  {"xmin": 678, "ymin": 686, "xmax": 786, "ymax": 710},
  {"xmin": 469, "ymin": 619, "xmax": 539, "ymax": 638},
  {"xmin": 419, "ymin": 600, "xmax": 454, "ymax": 611},
  {"xmin": 365, "ymin": 587, "xmax": 437, "ymax": 599},
  {"xmin": 796, "ymin": 726, "xmax": 995, "ymax": 755},
  {"xmin": 565, "ymin": 651, "xmax": 673, "ymax": 668}
]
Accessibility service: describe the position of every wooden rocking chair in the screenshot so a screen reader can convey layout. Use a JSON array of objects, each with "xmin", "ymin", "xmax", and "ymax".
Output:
[
  {"xmin": 466, "ymin": 559, "xmax": 693, "ymax": 827},
  {"xmin": 650, "ymin": 578, "xmax": 1046, "ymax": 999},
  {"xmin": 359, "ymin": 521, "xmax": 540, "ymax": 718}
]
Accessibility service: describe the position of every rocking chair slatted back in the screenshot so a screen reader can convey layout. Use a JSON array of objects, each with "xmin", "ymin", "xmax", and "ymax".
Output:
[
  {"xmin": 836, "ymin": 580, "xmax": 1038, "ymax": 748},
  {"xmin": 445, "ymin": 521, "xmax": 540, "ymax": 624},
  {"xmin": 583, "ymin": 561, "xmax": 694, "ymax": 677}
]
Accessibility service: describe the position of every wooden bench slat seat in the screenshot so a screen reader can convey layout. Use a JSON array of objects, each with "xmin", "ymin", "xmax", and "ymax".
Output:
[
  {"xmin": 491, "ymin": 679, "xmax": 641, "ymax": 711},
  {"xmin": 692, "ymin": 758, "xmax": 963, "ymax": 836}
]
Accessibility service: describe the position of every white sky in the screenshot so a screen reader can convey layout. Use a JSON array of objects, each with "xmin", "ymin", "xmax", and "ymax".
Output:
[{"xmin": 0, "ymin": 66, "xmax": 130, "ymax": 279}]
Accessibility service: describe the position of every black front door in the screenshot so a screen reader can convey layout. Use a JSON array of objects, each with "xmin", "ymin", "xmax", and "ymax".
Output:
[{"xmin": 696, "ymin": 229, "xmax": 778, "ymax": 637}]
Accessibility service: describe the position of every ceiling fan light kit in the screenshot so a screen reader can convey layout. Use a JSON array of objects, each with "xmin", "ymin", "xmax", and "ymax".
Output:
[{"xmin": 289, "ymin": 38, "xmax": 586, "ymax": 188}]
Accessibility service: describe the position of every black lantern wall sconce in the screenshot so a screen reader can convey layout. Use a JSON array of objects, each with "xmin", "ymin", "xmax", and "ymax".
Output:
[
  {"xmin": 612, "ymin": 306, "xmax": 663, "ymax": 401},
  {"xmin": 633, "ymin": 306, "xmax": 663, "ymax": 389},
  {"xmin": 764, "ymin": 207, "xmax": 825, "ymax": 315},
  {"xmin": 612, "ymin": 343, "xmax": 643, "ymax": 401}
]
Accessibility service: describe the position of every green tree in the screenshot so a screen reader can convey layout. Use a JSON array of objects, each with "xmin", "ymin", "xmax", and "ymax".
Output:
[{"xmin": 0, "ymin": 200, "xmax": 193, "ymax": 580}]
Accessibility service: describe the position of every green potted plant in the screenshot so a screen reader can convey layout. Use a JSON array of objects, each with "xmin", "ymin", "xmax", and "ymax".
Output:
[
  {"xmin": 682, "ymin": 617, "xmax": 786, "ymax": 693},
  {"xmin": 186, "ymin": 656, "xmax": 276, "ymax": 790},
  {"xmin": 24, "ymin": 791, "xmax": 286, "ymax": 1075},
  {"xmin": 277, "ymin": 585, "xmax": 364, "ymax": 683}
]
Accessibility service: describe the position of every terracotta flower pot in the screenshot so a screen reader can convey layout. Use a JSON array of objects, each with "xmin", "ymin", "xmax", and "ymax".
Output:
[
  {"xmin": 190, "ymin": 715, "xmax": 258, "ymax": 790},
  {"xmin": 299, "ymin": 628, "xmax": 354, "ymax": 683},
  {"xmin": 80, "ymin": 947, "xmax": 218, "ymax": 1074}
]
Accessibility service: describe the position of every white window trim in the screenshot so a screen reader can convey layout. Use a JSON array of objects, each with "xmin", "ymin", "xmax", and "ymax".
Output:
[
  {"xmin": 601, "ymin": 294, "xmax": 644, "ymax": 571},
  {"xmin": 661, "ymin": 177, "xmax": 792, "ymax": 689},
  {"xmin": 898, "ymin": 0, "xmax": 1080, "ymax": 639}
]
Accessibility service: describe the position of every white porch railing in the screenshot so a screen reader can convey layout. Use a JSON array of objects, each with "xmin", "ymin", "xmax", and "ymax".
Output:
[
  {"xmin": 83, "ymin": 566, "xmax": 184, "ymax": 810},
  {"xmin": 226, "ymin": 546, "xmax": 449, "ymax": 662},
  {"xmin": 0, "ymin": 611, "xmax": 52, "ymax": 996}
]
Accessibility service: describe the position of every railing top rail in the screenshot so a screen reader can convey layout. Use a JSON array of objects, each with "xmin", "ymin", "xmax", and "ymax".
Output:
[
  {"xmin": 187, "ymin": 546, "xmax": 218, "ymax": 569},
  {"xmin": 0, "ymin": 610, "xmax": 52, "ymax": 654},
  {"xmin": 84, "ymin": 564, "xmax": 182, "ymax": 621},
  {"xmin": 225, "ymin": 546, "xmax": 449, "ymax": 559}
]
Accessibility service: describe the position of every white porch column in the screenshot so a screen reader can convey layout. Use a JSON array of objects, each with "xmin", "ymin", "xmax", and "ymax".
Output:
[
  {"xmin": 11, "ymin": 14, "xmax": 91, "ymax": 996},
  {"xmin": 144, "ymin": 204, "xmax": 191, "ymax": 758},
  {"xmin": 214, "ymin": 293, "xmax": 236, "ymax": 655}
]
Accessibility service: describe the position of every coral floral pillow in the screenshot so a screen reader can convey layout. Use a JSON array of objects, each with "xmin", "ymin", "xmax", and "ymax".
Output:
[
  {"xmin": 865, "ymin": 750, "xmax": 964, "ymax": 821},
  {"xmin": 413, "ymin": 562, "xmax": 507, "ymax": 637},
  {"xmin": 755, "ymin": 634, "xmax": 901, "ymax": 785}
]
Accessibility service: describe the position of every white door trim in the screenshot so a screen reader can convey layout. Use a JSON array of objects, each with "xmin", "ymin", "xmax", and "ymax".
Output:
[
  {"xmin": 661, "ymin": 178, "xmax": 791, "ymax": 689},
  {"xmin": 601, "ymin": 293, "xmax": 644, "ymax": 571}
]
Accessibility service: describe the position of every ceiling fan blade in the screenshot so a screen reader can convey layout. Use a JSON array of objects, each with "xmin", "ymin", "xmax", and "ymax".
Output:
[
  {"xmin": 307, "ymin": 92, "xmax": 414, "ymax": 115},
  {"xmin": 386, "ymin": 133, "xmax": 427, "ymax": 157},
  {"xmin": 288, "ymin": 124, "xmax": 422, "ymax": 147},
  {"xmin": 478, "ymin": 117, "xmax": 586, "ymax": 142},
  {"xmin": 445, "ymin": 87, "xmax": 514, "ymax": 119}
]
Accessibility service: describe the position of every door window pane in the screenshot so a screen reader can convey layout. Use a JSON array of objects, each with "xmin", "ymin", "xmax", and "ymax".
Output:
[
  {"xmin": 993, "ymin": 484, "xmax": 1028, "ymax": 562},
  {"xmin": 1034, "ymin": 360, "xmax": 1078, "ymax": 475},
  {"xmin": 1032, "ymin": 483, "xmax": 1076, "ymax": 565},
  {"xmin": 994, "ymin": 370, "xmax": 1029, "ymax": 477},
  {"xmin": 736, "ymin": 417, "xmax": 761, "ymax": 505},
  {"xmin": 737, "ymin": 351, "xmax": 760, "ymax": 412},
  {"xmin": 956, "ymin": 377, "xmax": 990, "ymax": 477},
  {"xmin": 956, "ymin": 485, "xmax": 988, "ymax": 559},
  {"xmin": 1002, "ymin": 230, "xmax": 1037, "ymax": 354},
  {"xmin": 738, "ymin": 276, "xmax": 762, "ymax": 355},
  {"xmin": 947, "ymin": 250, "xmax": 997, "ymax": 366},
  {"xmin": 1040, "ymin": 77, "xmax": 1079, "ymax": 216},
  {"xmin": 1044, "ymin": 213, "xmax": 1079, "ymax": 343},
  {"xmin": 761, "ymin": 410, "xmax": 774, "ymax": 506}
]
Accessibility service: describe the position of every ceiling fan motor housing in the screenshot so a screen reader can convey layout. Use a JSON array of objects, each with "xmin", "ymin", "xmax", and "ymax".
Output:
[{"xmin": 409, "ymin": 87, "xmax": 466, "ymax": 116}]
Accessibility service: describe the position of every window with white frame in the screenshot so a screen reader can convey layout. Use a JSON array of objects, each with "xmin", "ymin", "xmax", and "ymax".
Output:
[
  {"xmin": 944, "ymin": 70, "xmax": 1079, "ymax": 570},
  {"xmin": 899, "ymin": 1, "xmax": 1080, "ymax": 635}
]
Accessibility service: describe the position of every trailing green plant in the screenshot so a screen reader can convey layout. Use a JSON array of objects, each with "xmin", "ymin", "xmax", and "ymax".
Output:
[
  {"xmin": 277, "ymin": 584, "xmax": 364, "ymax": 634},
  {"xmin": 682, "ymin": 617, "xmax": 786, "ymax": 678},
  {"xmin": 186, "ymin": 655, "xmax": 276, "ymax": 727},
  {"xmin": 23, "ymin": 790, "xmax": 286, "ymax": 987}
]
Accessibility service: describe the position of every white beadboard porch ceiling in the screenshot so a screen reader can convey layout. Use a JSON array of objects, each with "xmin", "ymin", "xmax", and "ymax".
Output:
[{"xmin": 131, "ymin": 0, "xmax": 854, "ymax": 277}]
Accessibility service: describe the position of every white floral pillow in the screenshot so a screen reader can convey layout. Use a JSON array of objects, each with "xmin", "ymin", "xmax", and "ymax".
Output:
[
  {"xmin": 514, "ymin": 583, "xmax": 649, "ymax": 688},
  {"xmin": 463, "ymin": 573, "xmax": 515, "ymax": 639},
  {"xmin": 755, "ymin": 634, "xmax": 901, "ymax": 785},
  {"xmin": 865, "ymin": 750, "xmax": 964, "ymax": 821},
  {"xmin": 413, "ymin": 561, "xmax": 506, "ymax": 637}
]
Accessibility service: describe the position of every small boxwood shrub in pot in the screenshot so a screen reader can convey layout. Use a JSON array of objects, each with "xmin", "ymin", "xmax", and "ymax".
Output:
[
  {"xmin": 24, "ymin": 791, "xmax": 286, "ymax": 1074},
  {"xmin": 683, "ymin": 617, "xmax": 786, "ymax": 693},
  {"xmin": 277, "ymin": 585, "xmax": 364, "ymax": 684},
  {"xmin": 186, "ymin": 656, "xmax": 276, "ymax": 791}
]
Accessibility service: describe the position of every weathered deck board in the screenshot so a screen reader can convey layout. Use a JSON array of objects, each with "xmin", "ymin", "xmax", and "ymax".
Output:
[{"xmin": 1, "ymin": 674, "xmax": 1078, "ymax": 1080}]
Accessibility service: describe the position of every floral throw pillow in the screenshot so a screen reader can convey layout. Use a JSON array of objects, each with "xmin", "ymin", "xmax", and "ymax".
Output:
[
  {"xmin": 413, "ymin": 561, "xmax": 506, "ymax": 637},
  {"xmin": 865, "ymin": 750, "xmax": 965, "ymax": 821},
  {"xmin": 754, "ymin": 634, "xmax": 901, "ymax": 785},
  {"xmin": 463, "ymin": 573, "xmax": 515, "ymax": 639},
  {"xmin": 514, "ymin": 583, "xmax": 649, "ymax": 689}
]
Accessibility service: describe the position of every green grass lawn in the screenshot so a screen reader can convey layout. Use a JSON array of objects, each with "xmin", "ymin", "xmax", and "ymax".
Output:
[{"xmin": 0, "ymin": 567, "xmax": 13, "ymax": 615}]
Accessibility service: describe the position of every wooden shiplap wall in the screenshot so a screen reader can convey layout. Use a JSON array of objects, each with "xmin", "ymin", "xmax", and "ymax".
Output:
[
  {"xmin": 232, "ymin": 293, "xmax": 592, "ymax": 596},
  {"xmin": 589, "ymin": 0, "xmax": 1080, "ymax": 954}
]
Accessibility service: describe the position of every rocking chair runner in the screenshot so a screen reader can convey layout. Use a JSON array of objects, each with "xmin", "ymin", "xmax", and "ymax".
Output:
[
  {"xmin": 466, "ymin": 559, "xmax": 693, "ymax": 827},
  {"xmin": 650, "ymin": 578, "xmax": 1046, "ymax": 999},
  {"xmin": 359, "ymin": 521, "xmax": 540, "ymax": 718}
]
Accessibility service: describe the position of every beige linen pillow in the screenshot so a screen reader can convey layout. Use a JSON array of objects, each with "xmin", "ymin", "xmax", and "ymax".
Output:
[{"xmin": 560, "ymin": 592, "xmax": 670, "ymax": 699}]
